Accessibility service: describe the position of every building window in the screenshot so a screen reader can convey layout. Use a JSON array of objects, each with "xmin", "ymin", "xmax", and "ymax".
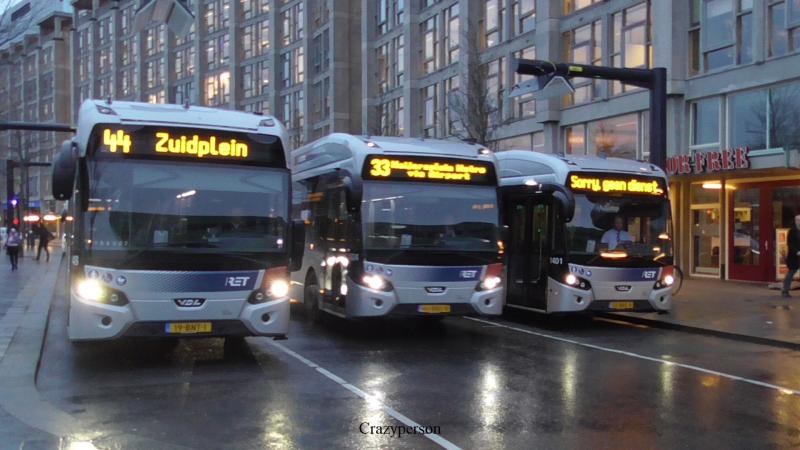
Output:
[
  {"xmin": 377, "ymin": 0, "xmax": 389, "ymax": 35},
  {"xmin": 205, "ymin": 0, "xmax": 230, "ymax": 34},
  {"xmin": 690, "ymin": 184, "xmax": 721, "ymax": 276},
  {"xmin": 768, "ymin": 82, "xmax": 800, "ymax": 150},
  {"xmin": 174, "ymin": 46, "xmax": 196, "ymax": 79},
  {"xmin": 394, "ymin": 35, "xmax": 405, "ymax": 86},
  {"xmin": 690, "ymin": 0, "xmax": 752, "ymax": 74},
  {"xmin": 564, "ymin": 0, "xmax": 601, "ymax": 15},
  {"xmin": 310, "ymin": 29, "xmax": 330, "ymax": 76},
  {"xmin": 379, "ymin": 96, "xmax": 403, "ymax": 136},
  {"xmin": 484, "ymin": 0, "xmax": 504, "ymax": 47},
  {"xmin": 565, "ymin": 113, "xmax": 646, "ymax": 159},
  {"xmin": 422, "ymin": 84, "xmax": 437, "ymax": 137},
  {"xmin": 444, "ymin": 75, "xmax": 459, "ymax": 135},
  {"xmin": 564, "ymin": 20, "xmax": 602, "ymax": 106},
  {"xmin": 148, "ymin": 90, "xmax": 166, "ymax": 104},
  {"xmin": 485, "ymin": 58, "xmax": 505, "ymax": 124},
  {"xmin": 174, "ymin": 81, "xmax": 195, "ymax": 104},
  {"xmin": 514, "ymin": 46, "xmax": 536, "ymax": 118},
  {"xmin": 769, "ymin": 1, "xmax": 800, "ymax": 56},
  {"xmin": 205, "ymin": 71, "xmax": 231, "ymax": 106},
  {"xmin": 611, "ymin": 2, "xmax": 652, "ymax": 95},
  {"xmin": 281, "ymin": 46, "xmax": 305, "ymax": 88},
  {"xmin": 281, "ymin": 2, "xmax": 304, "ymax": 46},
  {"xmin": 242, "ymin": 20, "xmax": 270, "ymax": 60},
  {"xmin": 376, "ymin": 43, "xmax": 389, "ymax": 93},
  {"xmin": 691, "ymin": 97, "xmax": 720, "ymax": 147},
  {"xmin": 241, "ymin": 0, "xmax": 269, "ymax": 20},
  {"xmin": 242, "ymin": 61, "xmax": 270, "ymax": 98},
  {"xmin": 242, "ymin": 99, "xmax": 270, "ymax": 114},
  {"xmin": 206, "ymin": 34, "xmax": 230, "ymax": 69},
  {"xmin": 145, "ymin": 59, "xmax": 164, "ymax": 89},
  {"xmin": 119, "ymin": 67, "xmax": 137, "ymax": 98},
  {"xmin": 445, "ymin": 4, "xmax": 459, "ymax": 65},
  {"xmin": 421, "ymin": 16, "xmax": 438, "ymax": 74},
  {"xmin": 728, "ymin": 89, "xmax": 767, "ymax": 150},
  {"xmin": 144, "ymin": 25, "xmax": 165, "ymax": 56},
  {"xmin": 513, "ymin": 0, "xmax": 535, "ymax": 36}
]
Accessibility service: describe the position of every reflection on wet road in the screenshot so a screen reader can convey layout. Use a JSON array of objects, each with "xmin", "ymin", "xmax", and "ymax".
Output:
[{"xmin": 25, "ymin": 275, "xmax": 800, "ymax": 449}]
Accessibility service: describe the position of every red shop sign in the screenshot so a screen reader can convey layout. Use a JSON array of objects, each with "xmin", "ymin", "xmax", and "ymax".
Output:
[{"xmin": 666, "ymin": 147, "xmax": 750, "ymax": 176}]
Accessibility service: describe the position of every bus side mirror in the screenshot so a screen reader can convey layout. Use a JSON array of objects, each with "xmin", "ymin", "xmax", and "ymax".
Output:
[
  {"xmin": 539, "ymin": 183, "xmax": 575, "ymax": 223},
  {"xmin": 501, "ymin": 225, "xmax": 510, "ymax": 245},
  {"xmin": 52, "ymin": 141, "xmax": 77, "ymax": 201},
  {"xmin": 289, "ymin": 219, "xmax": 305, "ymax": 272},
  {"xmin": 337, "ymin": 170, "xmax": 362, "ymax": 213}
]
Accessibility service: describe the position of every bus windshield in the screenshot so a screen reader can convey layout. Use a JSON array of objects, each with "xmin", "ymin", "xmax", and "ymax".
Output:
[
  {"xmin": 566, "ymin": 193, "xmax": 673, "ymax": 265},
  {"xmin": 83, "ymin": 159, "xmax": 288, "ymax": 262},
  {"xmin": 362, "ymin": 181, "xmax": 499, "ymax": 252}
]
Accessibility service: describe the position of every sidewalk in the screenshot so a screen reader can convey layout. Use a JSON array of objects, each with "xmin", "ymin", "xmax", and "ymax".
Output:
[{"xmin": 608, "ymin": 277, "xmax": 800, "ymax": 348}]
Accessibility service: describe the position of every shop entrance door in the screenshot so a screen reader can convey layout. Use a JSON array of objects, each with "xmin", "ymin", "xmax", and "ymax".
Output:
[{"xmin": 729, "ymin": 187, "xmax": 773, "ymax": 281}]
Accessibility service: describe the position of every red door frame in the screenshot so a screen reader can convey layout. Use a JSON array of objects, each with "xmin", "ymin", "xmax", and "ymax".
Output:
[{"xmin": 728, "ymin": 179, "xmax": 800, "ymax": 282}]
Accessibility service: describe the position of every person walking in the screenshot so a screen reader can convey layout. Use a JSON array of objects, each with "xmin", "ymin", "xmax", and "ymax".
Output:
[
  {"xmin": 5, "ymin": 228, "xmax": 21, "ymax": 271},
  {"xmin": 783, "ymin": 214, "xmax": 800, "ymax": 298},
  {"xmin": 35, "ymin": 222, "xmax": 53, "ymax": 262}
]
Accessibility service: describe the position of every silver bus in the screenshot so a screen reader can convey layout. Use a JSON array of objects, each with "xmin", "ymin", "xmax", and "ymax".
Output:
[
  {"xmin": 497, "ymin": 150, "xmax": 674, "ymax": 314},
  {"xmin": 52, "ymin": 100, "xmax": 303, "ymax": 343},
  {"xmin": 290, "ymin": 134, "xmax": 504, "ymax": 320}
]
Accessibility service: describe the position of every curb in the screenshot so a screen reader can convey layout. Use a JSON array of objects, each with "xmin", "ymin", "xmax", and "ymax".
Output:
[{"xmin": 601, "ymin": 312, "xmax": 800, "ymax": 351}]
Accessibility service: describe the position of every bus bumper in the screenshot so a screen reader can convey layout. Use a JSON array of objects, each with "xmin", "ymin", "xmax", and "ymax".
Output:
[
  {"xmin": 546, "ymin": 279, "xmax": 672, "ymax": 313},
  {"xmin": 341, "ymin": 279, "xmax": 504, "ymax": 317},
  {"xmin": 67, "ymin": 293, "xmax": 290, "ymax": 341}
]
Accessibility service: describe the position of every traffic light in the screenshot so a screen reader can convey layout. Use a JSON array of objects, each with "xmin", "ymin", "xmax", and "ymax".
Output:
[{"xmin": 12, "ymin": 217, "xmax": 19, "ymax": 226}]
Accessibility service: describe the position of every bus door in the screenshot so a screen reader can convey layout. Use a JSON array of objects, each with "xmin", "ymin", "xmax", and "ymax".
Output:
[{"xmin": 506, "ymin": 195, "xmax": 551, "ymax": 310}]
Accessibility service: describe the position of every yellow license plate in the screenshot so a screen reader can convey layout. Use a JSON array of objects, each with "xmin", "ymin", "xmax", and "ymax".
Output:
[
  {"xmin": 609, "ymin": 301, "xmax": 635, "ymax": 310},
  {"xmin": 418, "ymin": 304, "xmax": 451, "ymax": 314},
  {"xmin": 165, "ymin": 322, "xmax": 213, "ymax": 334}
]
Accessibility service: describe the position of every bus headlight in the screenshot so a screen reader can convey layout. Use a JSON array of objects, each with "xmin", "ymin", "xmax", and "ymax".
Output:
[
  {"xmin": 564, "ymin": 273, "xmax": 591, "ymax": 290},
  {"xmin": 77, "ymin": 279, "xmax": 104, "ymax": 301},
  {"xmin": 479, "ymin": 276, "xmax": 502, "ymax": 291},
  {"xmin": 362, "ymin": 274, "xmax": 386, "ymax": 291},
  {"xmin": 268, "ymin": 279, "xmax": 290, "ymax": 298},
  {"xmin": 654, "ymin": 267, "xmax": 675, "ymax": 290},
  {"xmin": 565, "ymin": 274, "xmax": 578, "ymax": 286}
]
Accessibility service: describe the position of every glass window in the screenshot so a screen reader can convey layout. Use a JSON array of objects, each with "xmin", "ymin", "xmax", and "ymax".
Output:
[
  {"xmin": 770, "ymin": 2, "xmax": 789, "ymax": 57},
  {"xmin": 692, "ymin": 98, "xmax": 720, "ymax": 145},
  {"xmin": 361, "ymin": 182, "xmax": 499, "ymax": 252},
  {"xmin": 565, "ymin": 124, "xmax": 586, "ymax": 155},
  {"xmin": 564, "ymin": 21, "xmax": 602, "ymax": 105},
  {"xmin": 421, "ymin": 16, "xmax": 438, "ymax": 73},
  {"xmin": 612, "ymin": 2, "xmax": 651, "ymax": 95},
  {"xmin": 514, "ymin": 0, "xmax": 535, "ymax": 35},
  {"xmin": 769, "ymin": 83, "xmax": 800, "ymax": 150},
  {"xmin": 704, "ymin": 0, "xmax": 734, "ymax": 49},
  {"xmin": 732, "ymin": 187, "xmax": 761, "ymax": 266},
  {"xmin": 729, "ymin": 90, "xmax": 767, "ymax": 150},
  {"xmin": 586, "ymin": 114, "xmax": 640, "ymax": 160},
  {"xmin": 564, "ymin": 0, "xmax": 601, "ymax": 15}
]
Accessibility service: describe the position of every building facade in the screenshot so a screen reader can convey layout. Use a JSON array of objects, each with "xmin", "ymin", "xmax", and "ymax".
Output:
[
  {"xmin": 64, "ymin": 0, "xmax": 800, "ymax": 283},
  {"xmin": 0, "ymin": 0, "xmax": 72, "ymax": 221}
]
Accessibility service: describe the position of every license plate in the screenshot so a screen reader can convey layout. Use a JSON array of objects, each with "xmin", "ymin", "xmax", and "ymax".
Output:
[
  {"xmin": 609, "ymin": 301, "xmax": 635, "ymax": 310},
  {"xmin": 418, "ymin": 304, "xmax": 451, "ymax": 314},
  {"xmin": 165, "ymin": 322, "xmax": 212, "ymax": 334}
]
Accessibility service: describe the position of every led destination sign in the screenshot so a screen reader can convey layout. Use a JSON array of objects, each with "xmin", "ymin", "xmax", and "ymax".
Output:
[
  {"xmin": 363, "ymin": 155, "xmax": 495, "ymax": 185},
  {"xmin": 93, "ymin": 125, "xmax": 284, "ymax": 166},
  {"xmin": 569, "ymin": 173, "xmax": 666, "ymax": 196}
]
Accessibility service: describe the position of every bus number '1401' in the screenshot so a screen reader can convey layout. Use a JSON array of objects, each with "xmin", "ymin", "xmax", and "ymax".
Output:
[{"xmin": 550, "ymin": 257, "xmax": 563, "ymax": 265}]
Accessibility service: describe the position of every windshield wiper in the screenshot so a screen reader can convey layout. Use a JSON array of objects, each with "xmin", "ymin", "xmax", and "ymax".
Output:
[{"xmin": 163, "ymin": 241, "xmax": 220, "ymax": 248}]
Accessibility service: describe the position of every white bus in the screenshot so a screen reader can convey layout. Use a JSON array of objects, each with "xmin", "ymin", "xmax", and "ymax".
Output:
[
  {"xmin": 290, "ymin": 134, "xmax": 504, "ymax": 320},
  {"xmin": 497, "ymin": 150, "xmax": 674, "ymax": 314},
  {"xmin": 52, "ymin": 100, "xmax": 303, "ymax": 343}
]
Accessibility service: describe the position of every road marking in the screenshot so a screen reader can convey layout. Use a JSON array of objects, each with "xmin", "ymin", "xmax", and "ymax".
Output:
[
  {"xmin": 265, "ymin": 340, "xmax": 462, "ymax": 450},
  {"xmin": 465, "ymin": 316, "xmax": 800, "ymax": 397}
]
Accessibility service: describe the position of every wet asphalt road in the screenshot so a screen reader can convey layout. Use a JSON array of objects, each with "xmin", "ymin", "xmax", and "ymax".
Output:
[{"xmin": 13, "ymin": 265, "xmax": 800, "ymax": 449}]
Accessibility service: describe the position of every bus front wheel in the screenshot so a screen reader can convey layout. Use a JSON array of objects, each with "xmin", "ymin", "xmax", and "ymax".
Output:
[{"xmin": 304, "ymin": 283, "xmax": 322, "ymax": 323}]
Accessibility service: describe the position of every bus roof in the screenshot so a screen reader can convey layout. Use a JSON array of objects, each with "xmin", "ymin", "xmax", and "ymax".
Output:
[
  {"xmin": 291, "ymin": 133, "xmax": 496, "ymax": 180},
  {"xmin": 73, "ymin": 99, "xmax": 289, "ymax": 158},
  {"xmin": 496, "ymin": 150, "xmax": 667, "ymax": 186}
]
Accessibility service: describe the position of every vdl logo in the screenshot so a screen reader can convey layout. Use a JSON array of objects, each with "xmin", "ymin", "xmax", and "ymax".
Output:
[
  {"xmin": 225, "ymin": 276, "xmax": 251, "ymax": 287},
  {"xmin": 174, "ymin": 298, "xmax": 206, "ymax": 307}
]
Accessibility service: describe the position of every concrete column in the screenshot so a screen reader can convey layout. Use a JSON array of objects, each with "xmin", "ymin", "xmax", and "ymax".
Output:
[
  {"xmin": 192, "ymin": 1, "xmax": 203, "ymax": 105},
  {"xmin": 228, "ymin": 0, "xmax": 242, "ymax": 109},
  {"xmin": 111, "ymin": 2, "xmax": 121, "ymax": 99},
  {"xmin": 752, "ymin": 0, "xmax": 767, "ymax": 64},
  {"xmin": 401, "ymin": 0, "xmax": 414, "ymax": 137},
  {"xmin": 266, "ymin": 0, "xmax": 279, "ymax": 115},
  {"xmin": 360, "ymin": 0, "xmax": 374, "ymax": 134},
  {"xmin": 534, "ymin": 0, "xmax": 562, "ymax": 153}
]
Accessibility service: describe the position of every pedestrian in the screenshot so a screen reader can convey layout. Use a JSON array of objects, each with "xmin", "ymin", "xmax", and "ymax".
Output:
[
  {"xmin": 27, "ymin": 226, "xmax": 36, "ymax": 251},
  {"xmin": 35, "ymin": 222, "xmax": 53, "ymax": 262},
  {"xmin": 783, "ymin": 214, "xmax": 800, "ymax": 298},
  {"xmin": 4, "ymin": 227, "xmax": 21, "ymax": 271}
]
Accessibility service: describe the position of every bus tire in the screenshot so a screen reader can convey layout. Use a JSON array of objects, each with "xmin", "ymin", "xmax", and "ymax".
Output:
[{"xmin": 304, "ymin": 283, "xmax": 322, "ymax": 323}]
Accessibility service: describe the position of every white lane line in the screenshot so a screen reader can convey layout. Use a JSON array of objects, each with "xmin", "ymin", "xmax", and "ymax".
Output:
[
  {"xmin": 465, "ymin": 316, "xmax": 800, "ymax": 397},
  {"xmin": 266, "ymin": 340, "xmax": 462, "ymax": 450}
]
